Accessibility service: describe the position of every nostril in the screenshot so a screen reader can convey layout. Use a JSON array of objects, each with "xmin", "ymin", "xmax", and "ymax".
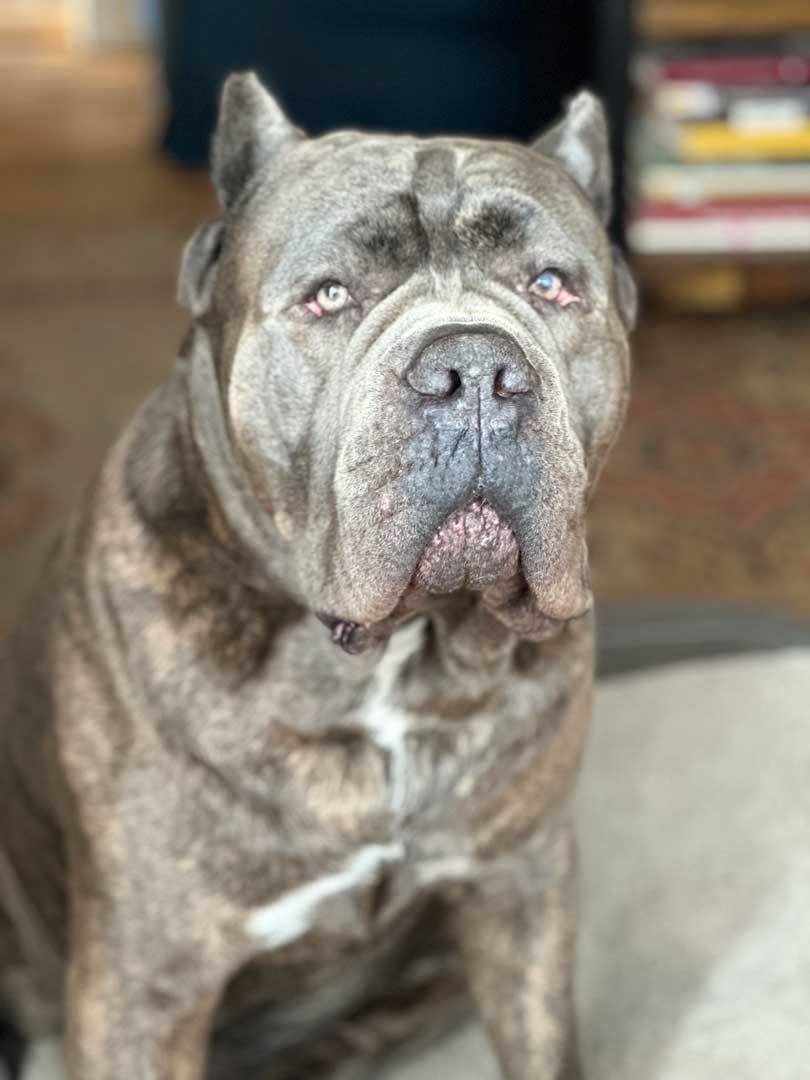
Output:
[
  {"xmin": 493, "ymin": 366, "xmax": 531, "ymax": 398},
  {"xmin": 406, "ymin": 365, "xmax": 462, "ymax": 399}
]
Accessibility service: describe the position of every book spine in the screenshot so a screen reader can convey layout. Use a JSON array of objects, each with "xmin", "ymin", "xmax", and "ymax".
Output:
[
  {"xmin": 634, "ymin": 199, "xmax": 810, "ymax": 219},
  {"xmin": 659, "ymin": 55, "xmax": 810, "ymax": 87},
  {"xmin": 652, "ymin": 82, "xmax": 810, "ymax": 123},
  {"xmin": 628, "ymin": 215, "xmax": 810, "ymax": 253},
  {"xmin": 679, "ymin": 121, "xmax": 810, "ymax": 160},
  {"xmin": 639, "ymin": 163, "xmax": 810, "ymax": 202}
]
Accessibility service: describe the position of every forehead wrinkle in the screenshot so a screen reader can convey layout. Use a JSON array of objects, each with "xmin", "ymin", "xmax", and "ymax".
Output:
[
  {"xmin": 344, "ymin": 194, "xmax": 429, "ymax": 268},
  {"xmin": 454, "ymin": 200, "xmax": 531, "ymax": 251},
  {"xmin": 410, "ymin": 147, "xmax": 462, "ymax": 265},
  {"xmin": 456, "ymin": 167, "xmax": 607, "ymax": 267}
]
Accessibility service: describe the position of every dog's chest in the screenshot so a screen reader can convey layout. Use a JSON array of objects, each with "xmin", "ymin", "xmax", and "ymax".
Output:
[
  {"xmin": 356, "ymin": 620, "xmax": 468, "ymax": 820},
  {"xmin": 242, "ymin": 621, "xmax": 541, "ymax": 963}
]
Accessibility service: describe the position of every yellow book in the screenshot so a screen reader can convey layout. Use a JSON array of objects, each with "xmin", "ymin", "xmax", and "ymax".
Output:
[{"xmin": 679, "ymin": 121, "xmax": 810, "ymax": 161}]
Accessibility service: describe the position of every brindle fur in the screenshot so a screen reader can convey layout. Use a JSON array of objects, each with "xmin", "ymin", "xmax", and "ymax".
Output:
[{"xmin": 0, "ymin": 74, "xmax": 634, "ymax": 1079}]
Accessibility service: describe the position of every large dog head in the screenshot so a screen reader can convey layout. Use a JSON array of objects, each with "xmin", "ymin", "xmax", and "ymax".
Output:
[{"xmin": 180, "ymin": 73, "xmax": 634, "ymax": 645}]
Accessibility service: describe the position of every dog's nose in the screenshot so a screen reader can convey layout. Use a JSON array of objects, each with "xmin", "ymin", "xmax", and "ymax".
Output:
[{"xmin": 404, "ymin": 332, "xmax": 532, "ymax": 401}]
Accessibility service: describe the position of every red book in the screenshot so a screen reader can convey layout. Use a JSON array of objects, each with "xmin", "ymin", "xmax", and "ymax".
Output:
[
  {"xmin": 658, "ymin": 55, "xmax": 810, "ymax": 87},
  {"xmin": 629, "ymin": 198, "xmax": 810, "ymax": 252},
  {"xmin": 634, "ymin": 198, "xmax": 810, "ymax": 220}
]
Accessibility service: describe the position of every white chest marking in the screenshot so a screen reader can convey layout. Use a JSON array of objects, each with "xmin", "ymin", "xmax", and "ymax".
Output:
[
  {"xmin": 358, "ymin": 618, "xmax": 426, "ymax": 818},
  {"xmin": 246, "ymin": 843, "xmax": 403, "ymax": 950},
  {"xmin": 20, "ymin": 1040, "xmax": 66, "ymax": 1080}
]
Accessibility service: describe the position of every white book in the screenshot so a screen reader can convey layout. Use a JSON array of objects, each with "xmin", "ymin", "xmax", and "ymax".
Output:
[
  {"xmin": 628, "ymin": 214, "xmax": 810, "ymax": 254},
  {"xmin": 638, "ymin": 162, "xmax": 810, "ymax": 203}
]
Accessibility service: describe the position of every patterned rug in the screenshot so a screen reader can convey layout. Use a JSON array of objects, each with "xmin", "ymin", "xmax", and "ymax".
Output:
[{"xmin": 589, "ymin": 310, "xmax": 810, "ymax": 615}]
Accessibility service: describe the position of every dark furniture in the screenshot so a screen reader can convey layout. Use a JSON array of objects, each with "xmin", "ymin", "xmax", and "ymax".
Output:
[{"xmin": 159, "ymin": 0, "xmax": 632, "ymax": 236}]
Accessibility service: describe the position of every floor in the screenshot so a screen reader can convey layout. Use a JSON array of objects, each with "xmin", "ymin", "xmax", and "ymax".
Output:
[{"xmin": 2, "ymin": 47, "xmax": 810, "ymax": 636}]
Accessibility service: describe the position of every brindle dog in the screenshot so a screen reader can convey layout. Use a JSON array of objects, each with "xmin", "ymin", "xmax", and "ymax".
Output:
[{"xmin": 0, "ymin": 74, "xmax": 635, "ymax": 1080}]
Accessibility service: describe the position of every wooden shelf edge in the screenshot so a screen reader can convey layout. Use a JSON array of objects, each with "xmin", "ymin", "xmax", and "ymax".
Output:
[
  {"xmin": 632, "ymin": 251, "xmax": 810, "ymax": 310},
  {"xmin": 637, "ymin": 2, "xmax": 810, "ymax": 41}
]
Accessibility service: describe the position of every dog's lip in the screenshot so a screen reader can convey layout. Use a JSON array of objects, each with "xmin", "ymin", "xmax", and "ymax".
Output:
[
  {"xmin": 411, "ymin": 498, "xmax": 520, "ymax": 594},
  {"xmin": 479, "ymin": 572, "xmax": 580, "ymax": 639},
  {"xmin": 316, "ymin": 570, "xmax": 586, "ymax": 653},
  {"xmin": 315, "ymin": 500, "xmax": 587, "ymax": 650}
]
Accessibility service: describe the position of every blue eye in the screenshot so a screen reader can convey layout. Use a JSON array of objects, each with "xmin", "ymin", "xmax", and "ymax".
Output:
[
  {"xmin": 528, "ymin": 268, "xmax": 581, "ymax": 308},
  {"xmin": 530, "ymin": 269, "xmax": 563, "ymax": 300}
]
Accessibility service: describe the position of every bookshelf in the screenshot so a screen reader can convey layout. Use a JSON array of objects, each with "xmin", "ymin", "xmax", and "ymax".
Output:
[{"xmin": 630, "ymin": 0, "xmax": 810, "ymax": 310}]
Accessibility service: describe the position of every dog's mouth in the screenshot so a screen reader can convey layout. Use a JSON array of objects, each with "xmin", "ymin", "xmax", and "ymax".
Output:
[
  {"xmin": 412, "ymin": 499, "xmax": 519, "ymax": 594},
  {"xmin": 410, "ymin": 499, "xmax": 567, "ymax": 641},
  {"xmin": 318, "ymin": 500, "xmax": 577, "ymax": 654}
]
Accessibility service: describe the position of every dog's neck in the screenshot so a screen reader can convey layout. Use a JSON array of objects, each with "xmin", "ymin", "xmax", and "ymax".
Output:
[{"xmin": 181, "ymin": 325, "xmax": 294, "ymax": 597}]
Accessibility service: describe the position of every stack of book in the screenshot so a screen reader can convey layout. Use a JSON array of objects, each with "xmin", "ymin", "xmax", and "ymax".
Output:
[{"xmin": 628, "ymin": 39, "xmax": 810, "ymax": 255}]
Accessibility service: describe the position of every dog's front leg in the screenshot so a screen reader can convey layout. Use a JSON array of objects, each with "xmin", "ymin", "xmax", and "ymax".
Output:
[
  {"xmin": 63, "ymin": 868, "xmax": 242, "ymax": 1080},
  {"xmin": 452, "ymin": 825, "xmax": 583, "ymax": 1080}
]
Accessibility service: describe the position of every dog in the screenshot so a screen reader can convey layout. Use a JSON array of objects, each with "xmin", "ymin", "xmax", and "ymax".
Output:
[{"xmin": 0, "ymin": 73, "xmax": 635, "ymax": 1079}]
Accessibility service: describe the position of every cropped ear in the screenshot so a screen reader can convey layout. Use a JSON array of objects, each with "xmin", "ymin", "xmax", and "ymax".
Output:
[
  {"xmin": 533, "ymin": 90, "xmax": 613, "ymax": 226},
  {"xmin": 612, "ymin": 244, "xmax": 638, "ymax": 331},
  {"xmin": 211, "ymin": 72, "xmax": 302, "ymax": 210},
  {"xmin": 178, "ymin": 218, "xmax": 224, "ymax": 316}
]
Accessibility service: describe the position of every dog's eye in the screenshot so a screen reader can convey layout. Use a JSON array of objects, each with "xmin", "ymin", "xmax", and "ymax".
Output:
[
  {"xmin": 529, "ymin": 269, "xmax": 580, "ymax": 308},
  {"xmin": 305, "ymin": 281, "xmax": 353, "ymax": 318}
]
